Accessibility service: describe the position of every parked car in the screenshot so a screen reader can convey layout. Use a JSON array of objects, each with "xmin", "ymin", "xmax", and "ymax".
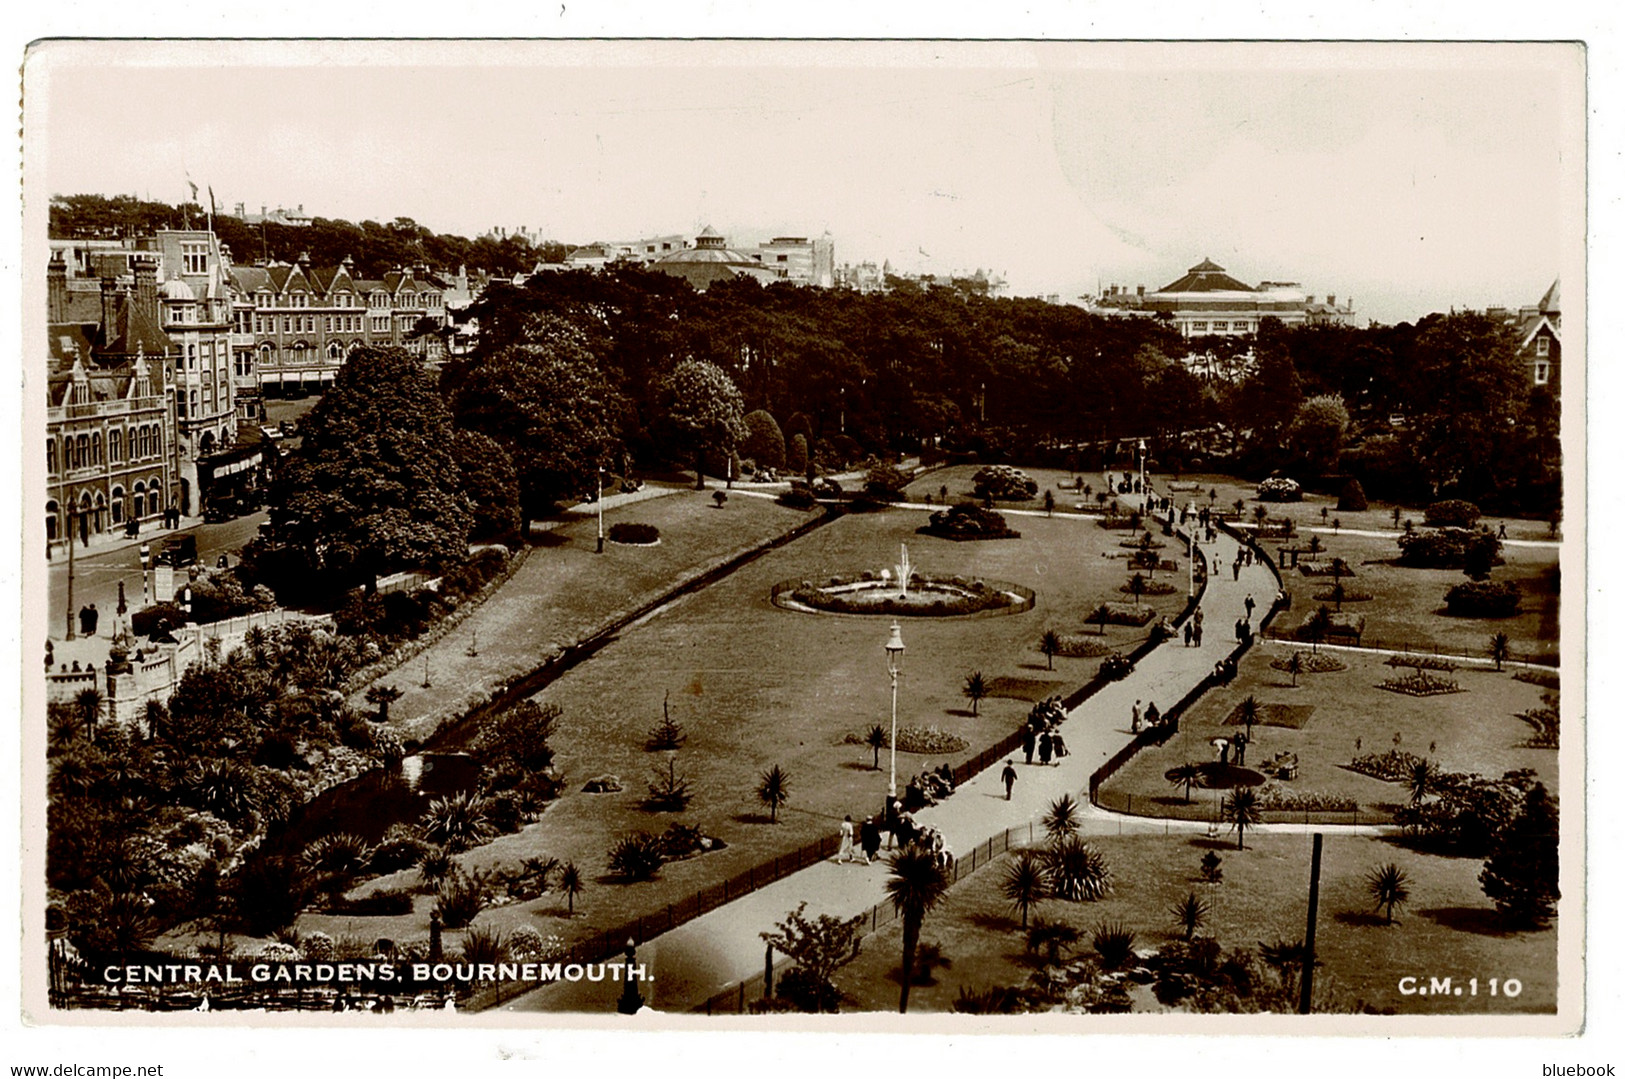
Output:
[{"xmin": 156, "ymin": 534, "xmax": 197, "ymax": 567}]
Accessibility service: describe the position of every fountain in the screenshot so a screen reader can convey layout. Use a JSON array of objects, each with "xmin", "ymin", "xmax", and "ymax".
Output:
[
  {"xmin": 771, "ymin": 541, "xmax": 1034, "ymax": 619},
  {"xmin": 896, "ymin": 543, "xmax": 912, "ymax": 597}
]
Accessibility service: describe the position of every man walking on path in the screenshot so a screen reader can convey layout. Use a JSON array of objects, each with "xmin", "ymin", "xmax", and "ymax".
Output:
[
  {"xmin": 1131, "ymin": 699, "xmax": 1142, "ymax": 733},
  {"xmin": 1001, "ymin": 760, "xmax": 1019, "ymax": 800},
  {"xmin": 1038, "ymin": 730, "xmax": 1053, "ymax": 766},
  {"xmin": 860, "ymin": 816, "xmax": 881, "ymax": 864},
  {"xmin": 1244, "ymin": 593, "xmax": 1256, "ymax": 619},
  {"xmin": 1022, "ymin": 725, "xmax": 1037, "ymax": 765}
]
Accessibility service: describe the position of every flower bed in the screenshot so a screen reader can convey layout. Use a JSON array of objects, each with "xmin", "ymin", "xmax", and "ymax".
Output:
[
  {"xmin": 1378, "ymin": 670, "xmax": 1463, "ymax": 696},
  {"xmin": 1257, "ymin": 477, "xmax": 1304, "ymax": 502},
  {"xmin": 1513, "ymin": 668, "xmax": 1561, "ymax": 690},
  {"xmin": 1119, "ymin": 579, "xmax": 1178, "ymax": 597},
  {"xmin": 1269, "ymin": 652, "xmax": 1346, "ymax": 674},
  {"xmin": 777, "ymin": 574, "xmax": 1031, "ymax": 618},
  {"xmin": 1054, "ymin": 634, "xmax": 1113, "ymax": 658},
  {"xmin": 1254, "ymin": 783, "xmax": 1358, "ymax": 813},
  {"xmin": 608, "ymin": 522, "xmax": 661, "ymax": 545},
  {"xmin": 971, "ymin": 464, "xmax": 1038, "ymax": 500},
  {"xmin": 917, "ymin": 502, "xmax": 1021, "ymax": 541},
  {"xmin": 1088, "ymin": 602, "xmax": 1158, "ymax": 627},
  {"xmin": 1384, "ymin": 654, "xmax": 1458, "ymax": 673},
  {"xmin": 845, "ymin": 725, "xmax": 968, "ymax": 755},
  {"xmin": 1347, "ymin": 749, "xmax": 1429, "ymax": 783},
  {"xmin": 1311, "ymin": 586, "xmax": 1373, "ymax": 603}
]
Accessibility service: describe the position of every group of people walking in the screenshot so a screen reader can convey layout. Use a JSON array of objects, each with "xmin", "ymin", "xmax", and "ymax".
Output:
[{"xmin": 836, "ymin": 800, "xmax": 954, "ymax": 869}]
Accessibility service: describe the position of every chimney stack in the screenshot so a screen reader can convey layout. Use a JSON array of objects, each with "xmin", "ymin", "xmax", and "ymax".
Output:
[
  {"xmin": 100, "ymin": 276, "xmax": 118, "ymax": 343},
  {"xmin": 48, "ymin": 253, "xmax": 68, "ymax": 323},
  {"xmin": 1327, "ymin": 294, "xmax": 1336, "ymax": 306},
  {"xmin": 133, "ymin": 255, "xmax": 159, "ymax": 322},
  {"xmin": 1137, "ymin": 284, "xmax": 1145, "ymax": 297}
]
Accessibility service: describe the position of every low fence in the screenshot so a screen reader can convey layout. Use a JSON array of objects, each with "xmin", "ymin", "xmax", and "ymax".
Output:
[
  {"xmin": 694, "ymin": 821, "xmax": 1039, "ymax": 1015},
  {"xmin": 1259, "ymin": 628, "xmax": 1561, "ymax": 670}
]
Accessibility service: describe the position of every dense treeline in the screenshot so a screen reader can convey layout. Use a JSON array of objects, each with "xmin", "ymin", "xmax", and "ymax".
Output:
[
  {"xmin": 457, "ymin": 267, "xmax": 1559, "ymax": 516},
  {"xmin": 49, "ymin": 194, "xmax": 567, "ymax": 280}
]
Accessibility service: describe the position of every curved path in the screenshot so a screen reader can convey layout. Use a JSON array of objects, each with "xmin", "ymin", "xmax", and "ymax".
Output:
[{"xmin": 502, "ymin": 479, "xmax": 1334, "ymax": 1014}]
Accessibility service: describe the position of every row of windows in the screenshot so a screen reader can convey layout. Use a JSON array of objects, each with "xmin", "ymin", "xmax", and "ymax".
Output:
[
  {"xmin": 1188, "ymin": 320, "xmax": 1255, "ymax": 334},
  {"xmin": 257, "ymin": 341, "xmax": 362, "ymax": 365},
  {"xmin": 48, "ymin": 423, "xmax": 165, "ymax": 472},
  {"xmin": 252, "ymin": 289, "xmax": 440, "ymax": 310},
  {"xmin": 46, "ymin": 479, "xmax": 164, "ymax": 533},
  {"xmin": 252, "ymin": 314, "xmax": 383, "ymax": 335}
]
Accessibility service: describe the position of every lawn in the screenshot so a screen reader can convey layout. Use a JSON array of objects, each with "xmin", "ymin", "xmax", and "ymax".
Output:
[
  {"xmin": 1268, "ymin": 530, "xmax": 1560, "ymax": 665},
  {"xmin": 833, "ymin": 830, "xmax": 1557, "ymax": 1015},
  {"xmin": 1164, "ymin": 470, "xmax": 1562, "ymax": 544},
  {"xmin": 1100, "ymin": 647, "xmax": 1556, "ymax": 817},
  {"xmin": 346, "ymin": 489, "xmax": 817, "ymax": 741},
  {"xmin": 309, "ymin": 499, "xmax": 1191, "ymax": 955}
]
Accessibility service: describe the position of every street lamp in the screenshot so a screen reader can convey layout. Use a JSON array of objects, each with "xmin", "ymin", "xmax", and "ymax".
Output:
[
  {"xmin": 884, "ymin": 620, "xmax": 906, "ymax": 799},
  {"xmin": 1137, "ymin": 438, "xmax": 1148, "ymax": 510},
  {"xmin": 596, "ymin": 467, "xmax": 605, "ymax": 554}
]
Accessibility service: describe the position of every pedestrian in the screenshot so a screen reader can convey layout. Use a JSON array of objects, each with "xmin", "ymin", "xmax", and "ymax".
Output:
[
  {"xmin": 86, "ymin": 603, "xmax": 98, "ymax": 635},
  {"xmin": 837, "ymin": 815, "xmax": 857, "ymax": 863},
  {"xmin": 1022, "ymin": 724, "xmax": 1037, "ymax": 765},
  {"xmin": 1145, "ymin": 701, "xmax": 1161, "ymax": 727},
  {"xmin": 1131, "ymin": 699, "xmax": 1142, "ymax": 733},
  {"xmin": 1183, "ymin": 622, "xmax": 1194, "ymax": 647},
  {"xmin": 860, "ymin": 816, "xmax": 882, "ymax": 863},
  {"xmin": 1236, "ymin": 617, "xmax": 1246, "ymax": 642},
  {"xmin": 1193, "ymin": 621, "xmax": 1203, "ymax": 647},
  {"xmin": 1038, "ymin": 730, "xmax": 1053, "ymax": 765},
  {"xmin": 1244, "ymin": 593, "xmax": 1256, "ymax": 619},
  {"xmin": 1232, "ymin": 559, "xmax": 1241, "ymax": 581},
  {"xmin": 1194, "ymin": 607, "xmax": 1204, "ymax": 628},
  {"xmin": 884, "ymin": 795, "xmax": 901, "ymax": 850},
  {"xmin": 1498, "ymin": 522, "xmax": 1508, "ymax": 539},
  {"xmin": 1051, "ymin": 730, "xmax": 1068, "ymax": 758},
  {"xmin": 1001, "ymin": 760, "xmax": 1018, "ymax": 800},
  {"xmin": 77, "ymin": 605, "xmax": 91, "ymax": 636}
]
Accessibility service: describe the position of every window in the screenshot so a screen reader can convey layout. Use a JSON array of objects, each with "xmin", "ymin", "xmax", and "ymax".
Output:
[
  {"xmin": 109, "ymin": 429, "xmax": 122, "ymax": 461},
  {"xmin": 1535, "ymin": 362, "xmax": 1551, "ymax": 385},
  {"xmin": 1190, "ymin": 321, "xmax": 1208, "ymax": 333},
  {"xmin": 327, "ymin": 342, "xmax": 342, "ymax": 360},
  {"xmin": 92, "ymin": 432, "xmax": 102, "ymax": 464},
  {"xmin": 111, "ymin": 488, "xmax": 124, "ymax": 525},
  {"xmin": 181, "ymin": 242, "xmax": 208, "ymax": 274},
  {"xmin": 283, "ymin": 316, "xmax": 292, "ymax": 333},
  {"xmin": 46, "ymin": 439, "xmax": 56, "ymax": 473},
  {"xmin": 1536, "ymin": 336, "xmax": 1551, "ymax": 357},
  {"xmin": 188, "ymin": 344, "xmax": 198, "ymax": 370}
]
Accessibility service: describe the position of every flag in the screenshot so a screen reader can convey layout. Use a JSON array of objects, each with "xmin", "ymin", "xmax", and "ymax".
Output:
[{"xmin": 187, "ymin": 178, "xmax": 198, "ymax": 202}]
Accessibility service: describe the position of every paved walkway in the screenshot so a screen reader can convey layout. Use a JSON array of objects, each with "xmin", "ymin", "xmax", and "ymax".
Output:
[{"xmin": 505, "ymin": 478, "xmax": 1298, "ymax": 1013}]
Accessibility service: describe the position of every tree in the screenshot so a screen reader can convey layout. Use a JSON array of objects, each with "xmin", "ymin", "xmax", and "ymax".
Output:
[
  {"xmin": 864, "ymin": 724, "xmax": 888, "ymax": 770},
  {"xmin": 73, "ymin": 687, "xmax": 104, "ymax": 744},
  {"xmin": 1166, "ymin": 763, "xmax": 1203, "ymax": 803},
  {"xmin": 787, "ymin": 433, "xmax": 810, "ymax": 475},
  {"xmin": 419, "ymin": 791, "xmax": 494, "ymax": 853},
  {"xmin": 1236, "ymin": 696, "xmax": 1261, "ymax": 740},
  {"xmin": 657, "ymin": 359, "xmax": 747, "ymax": 489},
  {"xmin": 1304, "ymin": 606, "xmax": 1334, "ymax": 653},
  {"xmin": 1329, "ymin": 579, "xmax": 1347, "ymax": 612},
  {"xmin": 557, "ymin": 861, "xmax": 583, "ymax": 915},
  {"xmin": 1127, "ymin": 573, "xmax": 1148, "ymax": 610},
  {"xmin": 756, "ymin": 764, "xmax": 791, "ymax": 823},
  {"xmin": 447, "ymin": 335, "xmax": 626, "ymax": 516},
  {"xmin": 1001, "ymin": 852, "xmax": 1048, "ymax": 929},
  {"xmin": 1408, "ymin": 758, "xmax": 1441, "ymax": 805},
  {"xmin": 365, "ymin": 684, "xmax": 403, "ymax": 724},
  {"xmin": 885, "ymin": 844, "xmax": 950, "ymax": 1013},
  {"xmin": 1026, "ymin": 917, "xmax": 1081, "ymax": 966},
  {"xmin": 1288, "ymin": 394, "xmax": 1351, "ymax": 474},
  {"xmin": 1365, "ymin": 863, "xmax": 1411, "ymax": 924},
  {"xmin": 1489, "ymin": 632, "xmax": 1513, "ymax": 672},
  {"xmin": 739, "ymin": 410, "xmax": 787, "ymax": 471},
  {"xmin": 1479, "ymin": 782, "xmax": 1559, "ymax": 927},
  {"xmin": 275, "ymin": 346, "xmax": 472, "ymax": 588},
  {"xmin": 1040, "ymin": 629, "xmax": 1062, "ymax": 670},
  {"xmin": 1042, "ymin": 836, "xmax": 1113, "ymax": 901},
  {"xmin": 760, "ymin": 902, "xmax": 865, "ymax": 1013},
  {"xmin": 1043, "ymin": 794, "xmax": 1082, "ymax": 842},
  {"xmin": 1170, "ymin": 891, "xmax": 1210, "ymax": 941},
  {"xmin": 962, "ymin": 671, "xmax": 989, "ymax": 716},
  {"xmin": 646, "ymin": 693, "xmax": 687, "ymax": 752},
  {"xmin": 1285, "ymin": 651, "xmax": 1305, "ymax": 687},
  {"xmin": 1222, "ymin": 788, "xmax": 1261, "ymax": 849},
  {"xmin": 450, "ymin": 428, "xmax": 523, "ymax": 541},
  {"xmin": 473, "ymin": 700, "xmax": 559, "ymax": 773}
]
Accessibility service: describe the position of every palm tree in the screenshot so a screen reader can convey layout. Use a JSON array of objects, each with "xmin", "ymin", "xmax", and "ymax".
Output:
[
  {"xmin": 885, "ymin": 843, "xmax": 951, "ymax": 1013},
  {"xmin": 74, "ymin": 687, "xmax": 104, "ymax": 743},
  {"xmin": 1127, "ymin": 573, "xmax": 1148, "ymax": 610},
  {"xmin": 1285, "ymin": 651, "xmax": 1305, "ymax": 687},
  {"xmin": 1307, "ymin": 534, "xmax": 1323, "ymax": 559},
  {"xmin": 1236, "ymin": 695, "xmax": 1261, "ymax": 739},
  {"xmin": 1170, "ymin": 891, "xmax": 1210, "ymax": 941},
  {"xmin": 1222, "ymin": 787, "xmax": 1262, "ymax": 850},
  {"xmin": 1001, "ymin": 852, "xmax": 1048, "ymax": 929},
  {"xmin": 1329, "ymin": 579, "xmax": 1346, "ymax": 612},
  {"xmin": 419, "ymin": 791, "xmax": 495, "ymax": 853},
  {"xmin": 1305, "ymin": 606, "xmax": 1334, "ymax": 653},
  {"xmin": 365, "ymin": 683, "xmax": 403, "ymax": 724},
  {"xmin": 864, "ymin": 724, "xmax": 888, "ymax": 769},
  {"xmin": 1407, "ymin": 758, "xmax": 1440, "ymax": 805},
  {"xmin": 756, "ymin": 764, "xmax": 791, "ymax": 823},
  {"xmin": 1091, "ymin": 922, "xmax": 1138, "ymax": 971},
  {"xmin": 1043, "ymin": 794, "xmax": 1081, "ymax": 842},
  {"xmin": 1040, "ymin": 629, "xmax": 1062, "ymax": 670},
  {"xmin": 558, "ymin": 861, "xmax": 583, "ymax": 915},
  {"xmin": 1489, "ymin": 632, "xmax": 1512, "ymax": 672},
  {"xmin": 1042, "ymin": 836, "xmax": 1113, "ymax": 901},
  {"xmin": 1260, "ymin": 938, "xmax": 1310, "ymax": 1001},
  {"xmin": 1166, "ymin": 762, "xmax": 1203, "ymax": 803},
  {"xmin": 1026, "ymin": 917, "xmax": 1081, "ymax": 966},
  {"xmin": 962, "ymin": 671, "xmax": 989, "ymax": 716},
  {"xmin": 1365, "ymin": 862, "xmax": 1410, "ymax": 924}
]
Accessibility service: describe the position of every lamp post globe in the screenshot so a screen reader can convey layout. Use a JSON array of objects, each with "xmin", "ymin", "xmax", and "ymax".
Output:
[{"xmin": 884, "ymin": 620, "xmax": 905, "ymax": 798}]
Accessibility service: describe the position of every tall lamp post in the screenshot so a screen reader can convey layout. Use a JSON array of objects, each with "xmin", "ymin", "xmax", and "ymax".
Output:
[
  {"xmin": 1137, "ymin": 438, "xmax": 1148, "ymax": 511},
  {"xmin": 885, "ymin": 620, "xmax": 905, "ymax": 799},
  {"xmin": 596, "ymin": 467, "xmax": 605, "ymax": 554}
]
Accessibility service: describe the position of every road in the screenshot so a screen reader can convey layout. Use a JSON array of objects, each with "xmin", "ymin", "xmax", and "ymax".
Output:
[{"xmin": 46, "ymin": 510, "xmax": 268, "ymax": 636}]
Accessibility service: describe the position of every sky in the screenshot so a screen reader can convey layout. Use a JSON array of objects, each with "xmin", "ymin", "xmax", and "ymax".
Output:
[{"xmin": 29, "ymin": 39, "xmax": 1583, "ymax": 327}]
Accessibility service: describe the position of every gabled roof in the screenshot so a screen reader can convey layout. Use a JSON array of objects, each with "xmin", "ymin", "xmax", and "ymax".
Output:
[
  {"xmin": 1157, "ymin": 257, "xmax": 1256, "ymax": 294},
  {"xmin": 100, "ymin": 293, "xmax": 174, "ymax": 358},
  {"xmin": 1539, "ymin": 277, "xmax": 1560, "ymax": 314}
]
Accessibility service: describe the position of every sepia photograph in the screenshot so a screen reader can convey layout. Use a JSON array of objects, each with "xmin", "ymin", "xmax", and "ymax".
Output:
[{"xmin": 13, "ymin": 27, "xmax": 1596, "ymax": 1057}]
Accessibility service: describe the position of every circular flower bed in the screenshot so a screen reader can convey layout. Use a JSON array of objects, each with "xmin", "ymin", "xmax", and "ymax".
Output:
[
  {"xmin": 1257, "ymin": 476, "xmax": 1304, "ymax": 502},
  {"xmin": 774, "ymin": 574, "xmax": 1033, "ymax": 618}
]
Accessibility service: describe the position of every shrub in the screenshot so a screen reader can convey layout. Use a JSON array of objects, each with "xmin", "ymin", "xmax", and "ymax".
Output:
[
  {"xmin": 1256, "ymin": 477, "xmax": 1303, "ymax": 502},
  {"xmin": 741, "ymin": 411, "xmax": 787, "ymax": 470},
  {"xmin": 1425, "ymin": 499, "xmax": 1481, "ymax": 528},
  {"xmin": 1337, "ymin": 478, "xmax": 1369, "ymax": 512},
  {"xmin": 608, "ymin": 832, "xmax": 667, "ymax": 881},
  {"xmin": 894, "ymin": 726, "xmax": 969, "ymax": 754},
  {"xmin": 1513, "ymin": 668, "xmax": 1561, "ymax": 691},
  {"xmin": 1269, "ymin": 652, "xmax": 1346, "ymax": 674},
  {"xmin": 370, "ymin": 827, "xmax": 428, "ymax": 874},
  {"xmin": 433, "ymin": 869, "xmax": 490, "ymax": 928},
  {"xmin": 1445, "ymin": 580, "xmax": 1521, "ymax": 618},
  {"xmin": 459, "ymin": 925, "xmax": 508, "ymax": 966},
  {"xmin": 324, "ymin": 888, "xmax": 416, "ymax": 917},
  {"xmin": 132, "ymin": 602, "xmax": 187, "ymax": 639},
  {"xmin": 777, "ymin": 483, "xmax": 819, "ymax": 510},
  {"xmin": 971, "ymin": 465, "xmax": 1039, "ymax": 501},
  {"xmin": 787, "ymin": 433, "xmax": 810, "ymax": 474},
  {"xmin": 608, "ymin": 522, "xmax": 660, "ymax": 545},
  {"xmin": 864, "ymin": 461, "xmax": 912, "ymax": 501},
  {"xmin": 1397, "ymin": 527, "xmax": 1502, "ymax": 570},
  {"xmin": 1053, "ymin": 634, "xmax": 1112, "ymax": 658},
  {"xmin": 919, "ymin": 502, "xmax": 1020, "ymax": 540},
  {"xmin": 1088, "ymin": 603, "xmax": 1157, "ymax": 628}
]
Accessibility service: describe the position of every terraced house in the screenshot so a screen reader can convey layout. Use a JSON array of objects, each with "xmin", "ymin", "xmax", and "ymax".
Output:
[{"xmin": 227, "ymin": 253, "xmax": 450, "ymax": 398}]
